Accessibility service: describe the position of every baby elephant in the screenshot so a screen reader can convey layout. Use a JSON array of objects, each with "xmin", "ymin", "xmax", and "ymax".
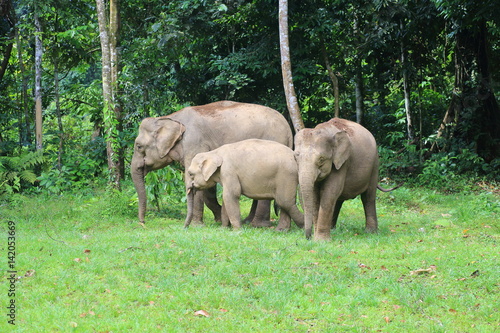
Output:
[{"xmin": 185, "ymin": 139, "xmax": 304, "ymax": 230}]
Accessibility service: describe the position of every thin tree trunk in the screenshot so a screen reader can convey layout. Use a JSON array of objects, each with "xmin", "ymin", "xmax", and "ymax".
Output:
[
  {"xmin": 15, "ymin": 29, "xmax": 30, "ymax": 145},
  {"xmin": 54, "ymin": 59, "xmax": 64, "ymax": 170},
  {"xmin": 353, "ymin": 17, "xmax": 364, "ymax": 124},
  {"xmin": 109, "ymin": 0, "xmax": 124, "ymax": 180},
  {"xmin": 401, "ymin": 40, "xmax": 414, "ymax": 140},
  {"xmin": 0, "ymin": 42, "xmax": 12, "ymax": 83},
  {"xmin": 320, "ymin": 38, "xmax": 340, "ymax": 118},
  {"xmin": 0, "ymin": 0, "xmax": 14, "ymax": 82},
  {"xmin": 354, "ymin": 59, "xmax": 364, "ymax": 124},
  {"xmin": 278, "ymin": 0, "xmax": 304, "ymax": 132},
  {"xmin": 96, "ymin": 0, "xmax": 121, "ymax": 188},
  {"xmin": 34, "ymin": 6, "xmax": 43, "ymax": 151}
]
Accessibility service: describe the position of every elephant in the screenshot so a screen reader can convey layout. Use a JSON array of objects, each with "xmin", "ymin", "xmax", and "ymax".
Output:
[
  {"xmin": 185, "ymin": 139, "xmax": 304, "ymax": 230},
  {"xmin": 294, "ymin": 118, "xmax": 395, "ymax": 241},
  {"xmin": 131, "ymin": 101, "xmax": 293, "ymax": 226}
]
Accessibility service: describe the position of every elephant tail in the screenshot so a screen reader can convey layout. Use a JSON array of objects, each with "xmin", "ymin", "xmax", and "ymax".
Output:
[{"xmin": 377, "ymin": 182, "xmax": 404, "ymax": 192}]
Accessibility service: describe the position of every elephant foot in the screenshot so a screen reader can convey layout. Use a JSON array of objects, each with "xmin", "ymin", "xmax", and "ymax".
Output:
[
  {"xmin": 313, "ymin": 233, "xmax": 332, "ymax": 241},
  {"xmin": 275, "ymin": 224, "xmax": 290, "ymax": 232},
  {"xmin": 250, "ymin": 219, "xmax": 273, "ymax": 228},
  {"xmin": 275, "ymin": 219, "xmax": 291, "ymax": 232},
  {"xmin": 189, "ymin": 219, "xmax": 205, "ymax": 227}
]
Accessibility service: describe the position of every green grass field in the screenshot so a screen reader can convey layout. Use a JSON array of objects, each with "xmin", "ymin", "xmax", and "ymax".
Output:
[{"xmin": 1, "ymin": 184, "xmax": 499, "ymax": 332}]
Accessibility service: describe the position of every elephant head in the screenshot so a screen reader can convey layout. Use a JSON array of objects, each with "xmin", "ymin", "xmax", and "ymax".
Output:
[
  {"xmin": 131, "ymin": 117, "xmax": 186, "ymax": 223},
  {"xmin": 184, "ymin": 152, "xmax": 222, "ymax": 228},
  {"xmin": 294, "ymin": 128, "xmax": 351, "ymax": 238},
  {"xmin": 186, "ymin": 152, "xmax": 222, "ymax": 191}
]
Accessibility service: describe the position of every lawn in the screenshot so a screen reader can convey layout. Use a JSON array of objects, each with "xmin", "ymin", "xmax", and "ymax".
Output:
[{"xmin": 1, "ymin": 183, "xmax": 499, "ymax": 332}]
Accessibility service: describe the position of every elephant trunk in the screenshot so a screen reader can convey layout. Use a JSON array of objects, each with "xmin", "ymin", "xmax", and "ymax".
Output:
[
  {"xmin": 131, "ymin": 158, "xmax": 147, "ymax": 224},
  {"xmin": 184, "ymin": 186, "xmax": 195, "ymax": 228},
  {"xmin": 299, "ymin": 173, "xmax": 318, "ymax": 239}
]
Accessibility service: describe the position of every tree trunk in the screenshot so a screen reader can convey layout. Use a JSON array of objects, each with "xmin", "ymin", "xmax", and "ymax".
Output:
[
  {"xmin": 354, "ymin": 59, "xmax": 364, "ymax": 124},
  {"xmin": 353, "ymin": 17, "xmax": 364, "ymax": 125},
  {"xmin": 321, "ymin": 38, "xmax": 340, "ymax": 118},
  {"xmin": 0, "ymin": 0, "xmax": 14, "ymax": 83},
  {"xmin": 34, "ymin": 6, "xmax": 43, "ymax": 151},
  {"xmin": 401, "ymin": 40, "xmax": 414, "ymax": 141},
  {"xmin": 54, "ymin": 58, "xmax": 64, "ymax": 170},
  {"xmin": 96, "ymin": 0, "xmax": 122, "ymax": 188},
  {"xmin": 0, "ymin": 42, "xmax": 12, "ymax": 83},
  {"xmin": 15, "ymin": 29, "xmax": 30, "ymax": 146},
  {"xmin": 278, "ymin": 0, "xmax": 304, "ymax": 132},
  {"xmin": 109, "ymin": 0, "xmax": 124, "ymax": 179}
]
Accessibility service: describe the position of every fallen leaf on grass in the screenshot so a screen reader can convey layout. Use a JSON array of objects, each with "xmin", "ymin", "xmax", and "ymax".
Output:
[
  {"xmin": 83, "ymin": 249, "xmax": 91, "ymax": 253},
  {"xmin": 384, "ymin": 316, "xmax": 391, "ymax": 323},
  {"xmin": 24, "ymin": 269, "xmax": 35, "ymax": 278},
  {"xmin": 219, "ymin": 308, "xmax": 228, "ymax": 313},
  {"xmin": 457, "ymin": 270, "xmax": 480, "ymax": 281},
  {"xmin": 194, "ymin": 310, "xmax": 210, "ymax": 317},
  {"xmin": 410, "ymin": 265, "xmax": 436, "ymax": 275}
]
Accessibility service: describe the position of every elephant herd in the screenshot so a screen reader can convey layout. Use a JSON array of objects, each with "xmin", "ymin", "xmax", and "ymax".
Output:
[{"xmin": 131, "ymin": 100, "xmax": 395, "ymax": 241}]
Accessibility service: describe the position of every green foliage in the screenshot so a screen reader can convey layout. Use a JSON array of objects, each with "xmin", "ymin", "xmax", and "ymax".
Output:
[
  {"xmin": 0, "ymin": 150, "xmax": 47, "ymax": 194},
  {"xmin": 143, "ymin": 165, "xmax": 186, "ymax": 212},
  {"xmin": 38, "ymin": 138, "xmax": 107, "ymax": 194}
]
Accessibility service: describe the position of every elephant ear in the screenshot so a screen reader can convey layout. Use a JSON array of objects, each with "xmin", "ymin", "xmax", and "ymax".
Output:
[
  {"xmin": 332, "ymin": 131, "xmax": 351, "ymax": 170},
  {"xmin": 155, "ymin": 119, "xmax": 186, "ymax": 159},
  {"xmin": 201, "ymin": 154, "xmax": 223, "ymax": 182}
]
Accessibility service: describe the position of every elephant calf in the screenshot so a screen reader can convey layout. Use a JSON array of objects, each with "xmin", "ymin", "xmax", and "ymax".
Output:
[{"xmin": 185, "ymin": 139, "xmax": 304, "ymax": 230}]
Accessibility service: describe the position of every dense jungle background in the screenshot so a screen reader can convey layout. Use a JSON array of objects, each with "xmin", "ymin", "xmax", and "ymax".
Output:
[{"xmin": 1, "ymin": 0, "xmax": 500, "ymax": 197}]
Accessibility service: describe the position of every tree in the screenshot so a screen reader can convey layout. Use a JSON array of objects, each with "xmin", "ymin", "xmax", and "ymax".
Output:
[
  {"xmin": 34, "ymin": 2, "xmax": 43, "ymax": 151},
  {"xmin": 96, "ymin": 0, "xmax": 123, "ymax": 188},
  {"xmin": 278, "ymin": 0, "xmax": 304, "ymax": 132}
]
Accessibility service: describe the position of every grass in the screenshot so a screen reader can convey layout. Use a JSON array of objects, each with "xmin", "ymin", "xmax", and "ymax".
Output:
[{"xmin": 1, "ymin": 183, "xmax": 499, "ymax": 332}]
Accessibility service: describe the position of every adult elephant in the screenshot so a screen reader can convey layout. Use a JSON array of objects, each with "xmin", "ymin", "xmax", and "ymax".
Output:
[
  {"xmin": 131, "ymin": 100, "xmax": 293, "ymax": 226},
  {"xmin": 294, "ymin": 118, "xmax": 395, "ymax": 241}
]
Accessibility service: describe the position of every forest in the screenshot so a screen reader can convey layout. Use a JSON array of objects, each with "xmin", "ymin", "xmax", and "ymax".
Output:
[{"xmin": 1, "ymin": 0, "xmax": 500, "ymax": 195}]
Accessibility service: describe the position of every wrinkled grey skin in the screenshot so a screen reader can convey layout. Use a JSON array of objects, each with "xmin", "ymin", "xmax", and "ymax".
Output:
[
  {"xmin": 185, "ymin": 139, "xmax": 304, "ymax": 230},
  {"xmin": 294, "ymin": 118, "xmax": 380, "ymax": 241},
  {"xmin": 131, "ymin": 101, "xmax": 293, "ymax": 226}
]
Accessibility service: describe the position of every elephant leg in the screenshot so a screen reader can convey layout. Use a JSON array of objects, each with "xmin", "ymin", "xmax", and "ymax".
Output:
[
  {"xmin": 315, "ymin": 200, "xmax": 337, "ymax": 241},
  {"xmin": 315, "ymin": 178, "xmax": 344, "ymax": 241},
  {"xmin": 289, "ymin": 205, "xmax": 304, "ymax": 229},
  {"xmin": 250, "ymin": 200, "xmax": 272, "ymax": 228},
  {"xmin": 331, "ymin": 200, "xmax": 344, "ymax": 229},
  {"xmin": 361, "ymin": 189, "xmax": 378, "ymax": 233},
  {"xmin": 243, "ymin": 200, "xmax": 258, "ymax": 224},
  {"xmin": 275, "ymin": 193, "xmax": 304, "ymax": 230},
  {"xmin": 191, "ymin": 190, "xmax": 205, "ymax": 225},
  {"xmin": 275, "ymin": 210, "xmax": 291, "ymax": 231},
  {"xmin": 222, "ymin": 190, "xmax": 242, "ymax": 229},
  {"xmin": 221, "ymin": 202, "xmax": 230, "ymax": 227},
  {"xmin": 203, "ymin": 187, "xmax": 222, "ymax": 222}
]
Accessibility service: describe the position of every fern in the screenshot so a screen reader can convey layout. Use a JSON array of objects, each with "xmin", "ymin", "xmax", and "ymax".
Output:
[{"xmin": 0, "ymin": 150, "xmax": 47, "ymax": 194}]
